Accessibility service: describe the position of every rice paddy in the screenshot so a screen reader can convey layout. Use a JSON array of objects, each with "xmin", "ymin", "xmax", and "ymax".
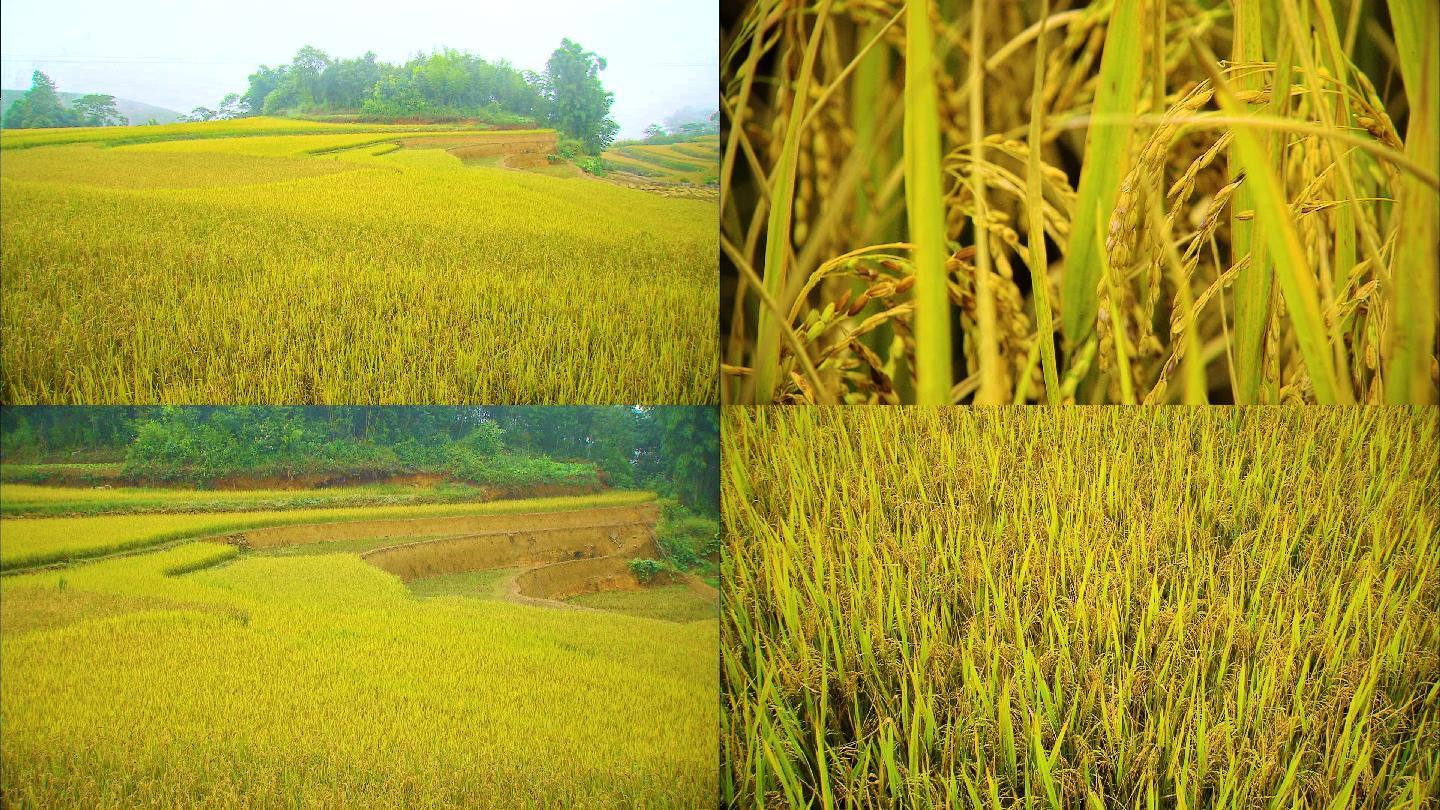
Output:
[
  {"xmin": 721, "ymin": 406, "xmax": 1439, "ymax": 807},
  {"xmin": 604, "ymin": 135, "xmax": 720, "ymax": 186},
  {"xmin": 721, "ymin": 0, "xmax": 1439, "ymax": 405},
  {"xmin": 1, "ymin": 486, "xmax": 716, "ymax": 807},
  {"xmin": 1, "ymin": 117, "xmax": 717, "ymax": 404}
]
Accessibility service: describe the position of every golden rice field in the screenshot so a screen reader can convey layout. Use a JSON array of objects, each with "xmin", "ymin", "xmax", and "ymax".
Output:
[
  {"xmin": 1, "ymin": 536, "xmax": 717, "ymax": 806},
  {"xmin": 722, "ymin": 406, "xmax": 1439, "ymax": 807},
  {"xmin": 0, "ymin": 490, "xmax": 655, "ymax": 571},
  {"xmin": 721, "ymin": 0, "xmax": 1438, "ymax": 405},
  {"xmin": 0, "ymin": 118, "xmax": 717, "ymax": 404}
]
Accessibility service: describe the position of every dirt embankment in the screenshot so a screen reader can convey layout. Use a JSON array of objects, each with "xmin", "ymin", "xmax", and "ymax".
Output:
[
  {"xmin": 226, "ymin": 501, "xmax": 705, "ymax": 609},
  {"xmin": 207, "ymin": 472, "xmax": 449, "ymax": 491},
  {"xmin": 229, "ymin": 503, "xmax": 657, "ymax": 550},
  {"xmin": 363, "ymin": 522, "xmax": 656, "ymax": 581},
  {"xmin": 344, "ymin": 502, "xmax": 703, "ymax": 608}
]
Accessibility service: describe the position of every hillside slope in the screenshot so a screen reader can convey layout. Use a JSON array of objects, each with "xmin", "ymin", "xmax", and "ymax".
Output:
[{"xmin": 1, "ymin": 89, "xmax": 183, "ymax": 126}]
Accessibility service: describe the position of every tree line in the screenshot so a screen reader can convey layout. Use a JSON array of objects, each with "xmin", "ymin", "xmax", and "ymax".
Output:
[
  {"xmin": 2, "ymin": 71, "xmax": 128, "ymax": 129},
  {"xmin": 1, "ymin": 406, "xmax": 718, "ymax": 513},
  {"xmin": 199, "ymin": 39, "xmax": 619, "ymax": 153},
  {"xmin": 4, "ymin": 38, "xmax": 621, "ymax": 154}
]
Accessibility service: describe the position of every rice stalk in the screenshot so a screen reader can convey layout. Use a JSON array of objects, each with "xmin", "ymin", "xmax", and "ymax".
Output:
[{"xmin": 906, "ymin": 0, "xmax": 954, "ymax": 404}]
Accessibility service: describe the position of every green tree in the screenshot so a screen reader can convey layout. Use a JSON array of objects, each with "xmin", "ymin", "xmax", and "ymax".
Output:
[
  {"xmin": 240, "ymin": 65, "xmax": 286, "ymax": 117},
  {"xmin": 216, "ymin": 93, "xmax": 245, "ymax": 119},
  {"xmin": 658, "ymin": 408, "xmax": 719, "ymax": 515},
  {"xmin": 70, "ymin": 94, "xmax": 127, "ymax": 126},
  {"xmin": 543, "ymin": 39, "xmax": 619, "ymax": 154},
  {"xmin": 586, "ymin": 408, "xmax": 639, "ymax": 488},
  {"xmin": 2, "ymin": 71, "xmax": 77, "ymax": 129}
]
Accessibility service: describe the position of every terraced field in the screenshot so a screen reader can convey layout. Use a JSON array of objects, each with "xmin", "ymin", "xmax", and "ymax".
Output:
[
  {"xmin": 0, "ymin": 491, "xmax": 656, "ymax": 571},
  {"xmin": 1, "ymin": 492, "xmax": 717, "ymax": 806},
  {"xmin": 1, "ymin": 118, "xmax": 717, "ymax": 404},
  {"xmin": 603, "ymin": 136, "xmax": 719, "ymax": 187}
]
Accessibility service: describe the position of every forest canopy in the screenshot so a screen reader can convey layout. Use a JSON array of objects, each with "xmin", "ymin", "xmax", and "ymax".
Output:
[{"xmin": 0, "ymin": 407, "xmax": 718, "ymax": 514}]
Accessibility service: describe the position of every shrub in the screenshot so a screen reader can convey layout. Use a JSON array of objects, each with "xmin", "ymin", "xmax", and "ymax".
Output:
[
  {"xmin": 556, "ymin": 138, "xmax": 585, "ymax": 159},
  {"xmin": 654, "ymin": 500, "xmax": 719, "ymax": 572},
  {"xmin": 447, "ymin": 452, "xmax": 598, "ymax": 491},
  {"xmin": 628, "ymin": 558, "xmax": 665, "ymax": 583},
  {"xmin": 453, "ymin": 422, "xmax": 505, "ymax": 456}
]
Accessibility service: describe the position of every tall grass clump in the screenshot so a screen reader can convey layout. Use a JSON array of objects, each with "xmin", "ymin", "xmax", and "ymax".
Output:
[
  {"xmin": 722, "ymin": 406, "xmax": 1439, "ymax": 806},
  {"xmin": 721, "ymin": 1, "xmax": 1439, "ymax": 404}
]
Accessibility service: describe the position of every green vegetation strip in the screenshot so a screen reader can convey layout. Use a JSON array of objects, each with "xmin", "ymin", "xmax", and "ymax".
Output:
[{"xmin": 0, "ymin": 463, "xmax": 124, "ymax": 485}]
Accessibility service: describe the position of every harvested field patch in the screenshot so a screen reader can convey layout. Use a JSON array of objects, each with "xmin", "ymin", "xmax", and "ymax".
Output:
[
  {"xmin": 568, "ymin": 584, "xmax": 717, "ymax": 624},
  {"xmin": 405, "ymin": 567, "xmax": 519, "ymax": 600}
]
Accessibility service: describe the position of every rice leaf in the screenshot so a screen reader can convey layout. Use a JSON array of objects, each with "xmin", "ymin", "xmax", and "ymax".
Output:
[{"xmin": 1059, "ymin": 0, "xmax": 1143, "ymax": 369}]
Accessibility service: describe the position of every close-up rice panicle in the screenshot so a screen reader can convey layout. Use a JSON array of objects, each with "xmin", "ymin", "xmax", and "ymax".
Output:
[
  {"xmin": 720, "ymin": 0, "xmax": 1440, "ymax": 405},
  {"xmin": 721, "ymin": 406, "xmax": 1440, "ymax": 807}
]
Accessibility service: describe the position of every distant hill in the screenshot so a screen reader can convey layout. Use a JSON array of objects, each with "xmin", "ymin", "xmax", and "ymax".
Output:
[{"xmin": 0, "ymin": 89, "xmax": 184, "ymax": 126}]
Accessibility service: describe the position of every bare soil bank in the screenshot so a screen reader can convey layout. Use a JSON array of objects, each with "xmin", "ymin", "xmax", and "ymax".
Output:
[{"xmin": 228, "ymin": 503, "xmax": 658, "ymax": 550}]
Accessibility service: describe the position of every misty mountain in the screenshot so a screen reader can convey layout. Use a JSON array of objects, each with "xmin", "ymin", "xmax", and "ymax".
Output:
[{"xmin": 0, "ymin": 89, "xmax": 184, "ymax": 126}]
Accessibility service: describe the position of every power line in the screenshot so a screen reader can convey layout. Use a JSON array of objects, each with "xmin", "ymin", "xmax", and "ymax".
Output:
[
  {"xmin": 0, "ymin": 56, "xmax": 258, "ymax": 65},
  {"xmin": 0, "ymin": 55, "xmax": 714, "ymax": 67}
]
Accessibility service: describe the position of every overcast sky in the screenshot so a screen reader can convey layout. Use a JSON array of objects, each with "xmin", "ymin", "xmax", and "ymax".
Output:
[{"xmin": 0, "ymin": 0, "xmax": 716, "ymax": 138}]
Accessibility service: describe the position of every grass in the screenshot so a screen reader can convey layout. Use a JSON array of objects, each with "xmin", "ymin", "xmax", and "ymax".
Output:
[
  {"xmin": 1, "ymin": 541, "xmax": 717, "ymax": 806},
  {"xmin": 568, "ymin": 584, "xmax": 717, "ymax": 624},
  {"xmin": 721, "ymin": 1, "xmax": 1440, "ymax": 404},
  {"xmin": 1, "ymin": 119, "xmax": 717, "ymax": 404},
  {"xmin": 0, "ymin": 491, "xmax": 656, "ymax": 572},
  {"xmin": 0, "ymin": 463, "xmax": 124, "ymax": 485},
  {"xmin": 405, "ymin": 567, "xmax": 518, "ymax": 600},
  {"xmin": 0, "ymin": 481, "xmax": 495, "ymax": 517},
  {"xmin": 722, "ymin": 406, "xmax": 1439, "ymax": 807}
]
